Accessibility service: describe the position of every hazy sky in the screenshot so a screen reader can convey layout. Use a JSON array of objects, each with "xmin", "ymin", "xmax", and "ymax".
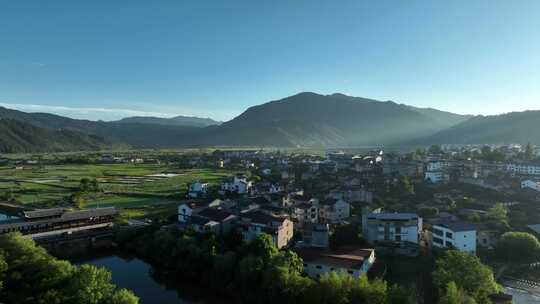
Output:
[{"xmin": 1, "ymin": 0, "xmax": 539, "ymax": 121}]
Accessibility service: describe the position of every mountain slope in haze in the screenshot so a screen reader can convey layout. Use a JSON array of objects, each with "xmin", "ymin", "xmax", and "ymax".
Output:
[
  {"xmin": 0, "ymin": 119, "xmax": 111, "ymax": 153},
  {"xmin": 114, "ymin": 115, "xmax": 221, "ymax": 127},
  {"xmin": 200, "ymin": 92, "xmax": 470, "ymax": 147},
  {"xmin": 0, "ymin": 106, "xmax": 202, "ymax": 149},
  {"xmin": 0, "ymin": 93, "xmax": 474, "ymax": 150},
  {"xmin": 406, "ymin": 105, "xmax": 472, "ymax": 127},
  {"xmin": 413, "ymin": 111, "xmax": 540, "ymax": 145}
]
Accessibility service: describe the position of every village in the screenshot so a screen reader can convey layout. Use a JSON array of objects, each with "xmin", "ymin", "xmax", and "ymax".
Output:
[{"xmin": 2, "ymin": 145, "xmax": 540, "ymax": 303}]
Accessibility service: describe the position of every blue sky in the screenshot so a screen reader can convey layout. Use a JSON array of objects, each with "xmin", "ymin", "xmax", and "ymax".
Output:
[{"xmin": 1, "ymin": 0, "xmax": 539, "ymax": 121}]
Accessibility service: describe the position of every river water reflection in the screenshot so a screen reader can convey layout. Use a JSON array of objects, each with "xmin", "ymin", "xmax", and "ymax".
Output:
[{"xmin": 78, "ymin": 255, "xmax": 198, "ymax": 304}]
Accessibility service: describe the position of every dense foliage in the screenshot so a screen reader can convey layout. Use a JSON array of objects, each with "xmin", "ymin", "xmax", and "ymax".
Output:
[
  {"xmin": 117, "ymin": 226, "xmax": 414, "ymax": 304},
  {"xmin": 433, "ymin": 250, "xmax": 500, "ymax": 304},
  {"xmin": 496, "ymin": 231, "xmax": 540, "ymax": 263},
  {"xmin": 0, "ymin": 233, "xmax": 139, "ymax": 304}
]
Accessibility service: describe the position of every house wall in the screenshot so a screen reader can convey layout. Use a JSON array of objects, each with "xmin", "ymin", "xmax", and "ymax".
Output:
[
  {"xmin": 276, "ymin": 219, "xmax": 294, "ymax": 249},
  {"xmin": 302, "ymin": 251, "xmax": 375, "ymax": 280},
  {"xmin": 178, "ymin": 204, "xmax": 192, "ymax": 222},
  {"xmin": 432, "ymin": 226, "xmax": 477, "ymax": 253},
  {"xmin": 365, "ymin": 218, "xmax": 420, "ymax": 244}
]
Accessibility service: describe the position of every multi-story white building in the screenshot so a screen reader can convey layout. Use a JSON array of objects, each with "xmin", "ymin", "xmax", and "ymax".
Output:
[
  {"xmin": 425, "ymin": 171, "xmax": 448, "ymax": 183},
  {"xmin": 319, "ymin": 198, "xmax": 350, "ymax": 223},
  {"xmin": 427, "ymin": 161, "xmax": 450, "ymax": 172},
  {"xmin": 362, "ymin": 213, "xmax": 422, "ymax": 245},
  {"xmin": 521, "ymin": 180, "xmax": 540, "ymax": 192},
  {"xmin": 220, "ymin": 176, "xmax": 252, "ymax": 194},
  {"xmin": 431, "ymin": 221, "xmax": 477, "ymax": 254},
  {"xmin": 506, "ymin": 164, "xmax": 540, "ymax": 176}
]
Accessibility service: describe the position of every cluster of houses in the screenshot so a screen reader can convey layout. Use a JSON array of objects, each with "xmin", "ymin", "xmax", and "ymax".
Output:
[{"xmin": 167, "ymin": 146, "xmax": 540, "ymax": 287}]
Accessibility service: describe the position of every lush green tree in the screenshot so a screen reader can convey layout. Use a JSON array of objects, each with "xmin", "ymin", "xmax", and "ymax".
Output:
[
  {"xmin": 68, "ymin": 264, "xmax": 115, "ymax": 304},
  {"xmin": 387, "ymin": 284, "xmax": 416, "ymax": 304},
  {"xmin": 418, "ymin": 207, "xmax": 439, "ymax": 218},
  {"xmin": 429, "ymin": 145, "xmax": 443, "ymax": 155},
  {"xmin": 398, "ymin": 175, "xmax": 415, "ymax": 196},
  {"xmin": 433, "ymin": 251, "xmax": 500, "ymax": 303},
  {"xmin": 0, "ymin": 233, "xmax": 138, "ymax": 304},
  {"xmin": 0, "ymin": 252, "xmax": 6, "ymax": 292},
  {"xmin": 107, "ymin": 289, "xmax": 140, "ymax": 304},
  {"xmin": 71, "ymin": 194, "xmax": 86, "ymax": 209},
  {"xmin": 487, "ymin": 203, "xmax": 508, "ymax": 223},
  {"xmin": 496, "ymin": 232, "xmax": 540, "ymax": 263},
  {"xmin": 0, "ymin": 189, "xmax": 15, "ymax": 202},
  {"xmin": 245, "ymin": 233, "xmax": 278, "ymax": 262},
  {"xmin": 329, "ymin": 224, "xmax": 365, "ymax": 250},
  {"xmin": 439, "ymin": 282, "xmax": 477, "ymax": 304},
  {"xmin": 525, "ymin": 143, "xmax": 534, "ymax": 160},
  {"xmin": 79, "ymin": 177, "xmax": 100, "ymax": 193}
]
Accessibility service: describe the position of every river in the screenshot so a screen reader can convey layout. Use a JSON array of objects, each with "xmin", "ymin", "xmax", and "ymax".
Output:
[
  {"xmin": 78, "ymin": 255, "xmax": 199, "ymax": 304},
  {"xmin": 504, "ymin": 286, "xmax": 540, "ymax": 304}
]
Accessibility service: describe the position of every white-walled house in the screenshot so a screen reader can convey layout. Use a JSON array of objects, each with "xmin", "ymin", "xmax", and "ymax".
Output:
[
  {"xmin": 363, "ymin": 213, "xmax": 422, "ymax": 245},
  {"xmin": 431, "ymin": 221, "xmax": 477, "ymax": 254},
  {"xmin": 178, "ymin": 203, "xmax": 196, "ymax": 222},
  {"xmin": 521, "ymin": 180, "xmax": 540, "ymax": 192},
  {"xmin": 240, "ymin": 211, "xmax": 294, "ymax": 249},
  {"xmin": 187, "ymin": 182, "xmax": 208, "ymax": 198},
  {"xmin": 319, "ymin": 198, "xmax": 350, "ymax": 223},
  {"xmin": 220, "ymin": 176, "xmax": 252, "ymax": 195},
  {"xmin": 296, "ymin": 248, "xmax": 376, "ymax": 279},
  {"xmin": 506, "ymin": 164, "xmax": 540, "ymax": 176},
  {"xmin": 425, "ymin": 171, "xmax": 448, "ymax": 184}
]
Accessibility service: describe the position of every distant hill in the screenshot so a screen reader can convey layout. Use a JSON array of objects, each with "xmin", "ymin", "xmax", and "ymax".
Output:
[
  {"xmin": 4, "ymin": 93, "xmax": 539, "ymax": 151},
  {"xmin": 198, "ymin": 92, "xmax": 470, "ymax": 147},
  {"xmin": 412, "ymin": 111, "xmax": 540, "ymax": 145},
  {"xmin": 0, "ymin": 119, "xmax": 111, "ymax": 153},
  {"xmin": 0, "ymin": 106, "xmax": 202, "ymax": 149},
  {"xmin": 114, "ymin": 115, "xmax": 221, "ymax": 127}
]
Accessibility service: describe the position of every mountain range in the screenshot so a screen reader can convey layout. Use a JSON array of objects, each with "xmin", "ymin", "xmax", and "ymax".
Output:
[
  {"xmin": 113, "ymin": 115, "xmax": 221, "ymax": 127},
  {"xmin": 0, "ymin": 92, "xmax": 538, "ymax": 153}
]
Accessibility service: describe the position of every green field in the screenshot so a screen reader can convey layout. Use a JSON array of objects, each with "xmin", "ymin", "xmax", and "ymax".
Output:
[{"xmin": 0, "ymin": 163, "xmax": 236, "ymax": 219}]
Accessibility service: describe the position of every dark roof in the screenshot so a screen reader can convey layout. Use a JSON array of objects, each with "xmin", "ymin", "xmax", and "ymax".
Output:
[
  {"xmin": 0, "ymin": 207, "xmax": 117, "ymax": 230},
  {"xmin": 197, "ymin": 208, "xmax": 236, "ymax": 222},
  {"xmin": 23, "ymin": 208, "xmax": 66, "ymax": 219},
  {"xmin": 295, "ymin": 247, "xmax": 374, "ymax": 270},
  {"xmin": 434, "ymin": 220, "xmax": 476, "ymax": 232},
  {"xmin": 252, "ymin": 196, "xmax": 270, "ymax": 205},
  {"xmin": 190, "ymin": 215, "xmax": 211, "ymax": 226},
  {"xmin": 321, "ymin": 198, "xmax": 338, "ymax": 206},
  {"xmin": 60, "ymin": 208, "xmax": 118, "ymax": 221},
  {"xmin": 242, "ymin": 211, "xmax": 284, "ymax": 225},
  {"xmin": 367, "ymin": 213, "xmax": 418, "ymax": 221},
  {"xmin": 259, "ymin": 205, "xmax": 284, "ymax": 212}
]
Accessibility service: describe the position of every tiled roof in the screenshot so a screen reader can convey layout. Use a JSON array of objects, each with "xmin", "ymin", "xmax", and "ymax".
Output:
[
  {"xmin": 434, "ymin": 220, "xmax": 476, "ymax": 232},
  {"xmin": 296, "ymin": 247, "xmax": 374, "ymax": 270},
  {"xmin": 367, "ymin": 213, "xmax": 418, "ymax": 221},
  {"xmin": 23, "ymin": 208, "xmax": 66, "ymax": 219},
  {"xmin": 197, "ymin": 208, "xmax": 236, "ymax": 222}
]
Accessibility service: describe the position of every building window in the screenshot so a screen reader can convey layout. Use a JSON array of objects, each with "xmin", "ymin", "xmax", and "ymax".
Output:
[
  {"xmin": 433, "ymin": 237, "xmax": 443, "ymax": 245},
  {"xmin": 316, "ymin": 265, "xmax": 322, "ymax": 269},
  {"xmin": 433, "ymin": 229, "xmax": 443, "ymax": 236},
  {"xmin": 446, "ymin": 232, "xmax": 453, "ymax": 239}
]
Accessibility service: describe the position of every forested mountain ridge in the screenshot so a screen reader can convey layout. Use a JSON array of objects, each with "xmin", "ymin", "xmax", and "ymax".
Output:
[{"xmin": 2, "ymin": 93, "xmax": 538, "ymax": 152}]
